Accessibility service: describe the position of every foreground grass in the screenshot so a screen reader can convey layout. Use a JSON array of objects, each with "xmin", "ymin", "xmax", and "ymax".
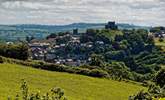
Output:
[{"xmin": 0, "ymin": 63, "xmax": 145, "ymax": 100}]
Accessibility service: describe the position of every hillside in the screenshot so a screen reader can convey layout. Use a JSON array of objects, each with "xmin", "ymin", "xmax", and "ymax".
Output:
[
  {"xmin": 0, "ymin": 63, "xmax": 145, "ymax": 100},
  {"xmin": 0, "ymin": 23, "xmax": 149, "ymax": 32}
]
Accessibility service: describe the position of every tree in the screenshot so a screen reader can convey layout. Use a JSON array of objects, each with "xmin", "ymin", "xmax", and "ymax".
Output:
[
  {"xmin": 147, "ymin": 35, "xmax": 155, "ymax": 45},
  {"xmin": 86, "ymin": 29, "xmax": 97, "ymax": 36},
  {"xmin": 106, "ymin": 61, "xmax": 132, "ymax": 80},
  {"xmin": 159, "ymin": 37, "xmax": 164, "ymax": 42},
  {"xmin": 105, "ymin": 50, "xmax": 126, "ymax": 61},
  {"xmin": 0, "ymin": 43, "xmax": 29, "ymax": 60},
  {"xmin": 26, "ymin": 36, "xmax": 30, "ymax": 43},
  {"xmin": 124, "ymin": 56, "xmax": 138, "ymax": 71},
  {"xmin": 123, "ymin": 29, "xmax": 146, "ymax": 54},
  {"xmin": 155, "ymin": 69, "xmax": 165, "ymax": 88},
  {"xmin": 18, "ymin": 44, "xmax": 29, "ymax": 60},
  {"xmin": 115, "ymin": 34, "xmax": 123, "ymax": 42},
  {"xmin": 90, "ymin": 54, "xmax": 104, "ymax": 67}
]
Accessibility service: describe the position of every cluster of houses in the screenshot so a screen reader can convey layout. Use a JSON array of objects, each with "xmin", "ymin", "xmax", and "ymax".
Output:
[
  {"xmin": 29, "ymin": 31, "xmax": 93, "ymax": 66},
  {"xmin": 28, "ymin": 21, "xmax": 117, "ymax": 66},
  {"xmin": 150, "ymin": 27, "xmax": 165, "ymax": 38},
  {"xmin": 153, "ymin": 30, "xmax": 165, "ymax": 38}
]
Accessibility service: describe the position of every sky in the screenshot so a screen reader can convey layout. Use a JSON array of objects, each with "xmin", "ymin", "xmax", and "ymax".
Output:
[{"xmin": 0, "ymin": 0, "xmax": 164, "ymax": 26}]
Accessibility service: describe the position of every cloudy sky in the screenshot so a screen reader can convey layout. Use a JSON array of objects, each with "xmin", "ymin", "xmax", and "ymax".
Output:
[{"xmin": 0, "ymin": 0, "xmax": 164, "ymax": 26}]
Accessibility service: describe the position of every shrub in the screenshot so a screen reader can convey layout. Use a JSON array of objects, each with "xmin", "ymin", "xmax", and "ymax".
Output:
[
  {"xmin": 0, "ymin": 43, "xmax": 29, "ymax": 60},
  {"xmin": 159, "ymin": 38, "xmax": 164, "ymax": 42},
  {"xmin": 89, "ymin": 69, "xmax": 109, "ymax": 78},
  {"xmin": 79, "ymin": 64, "xmax": 101, "ymax": 70},
  {"xmin": 132, "ymin": 72, "xmax": 145, "ymax": 82},
  {"xmin": 73, "ymin": 67, "xmax": 90, "ymax": 75},
  {"xmin": 8, "ymin": 79, "xmax": 67, "ymax": 100},
  {"xmin": 129, "ymin": 90, "xmax": 152, "ymax": 100},
  {"xmin": 1, "ymin": 57, "xmax": 110, "ymax": 79},
  {"xmin": 129, "ymin": 83, "xmax": 165, "ymax": 99},
  {"xmin": 0, "ymin": 56, "xmax": 3, "ymax": 63}
]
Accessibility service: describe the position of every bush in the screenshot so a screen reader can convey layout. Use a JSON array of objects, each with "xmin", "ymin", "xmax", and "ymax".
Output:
[
  {"xmin": 132, "ymin": 72, "xmax": 145, "ymax": 82},
  {"xmin": 8, "ymin": 79, "xmax": 67, "ymax": 100},
  {"xmin": 1, "ymin": 57, "xmax": 110, "ymax": 79},
  {"xmin": 74, "ymin": 67, "xmax": 90, "ymax": 76},
  {"xmin": 129, "ymin": 90, "xmax": 152, "ymax": 100},
  {"xmin": 0, "ymin": 43, "xmax": 29, "ymax": 60},
  {"xmin": 159, "ymin": 38, "xmax": 164, "ymax": 42},
  {"xmin": 129, "ymin": 84, "xmax": 165, "ymax": 99},
  {"xmin": 89, "ymin": 69, "xmax": 109, "ymax": 78},
  {"xmin": 0, "ymin": 57, "xmax": 3, "ymax": 63}
]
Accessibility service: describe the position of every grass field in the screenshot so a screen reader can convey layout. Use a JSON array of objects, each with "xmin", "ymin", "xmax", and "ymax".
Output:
[
  {"xmin": 0, "ymin": 63, "xmax": 145, "ymax": 100},
  {"xmin": 155, "ymin": 38, "xmax": 165, "ymax": 52}
]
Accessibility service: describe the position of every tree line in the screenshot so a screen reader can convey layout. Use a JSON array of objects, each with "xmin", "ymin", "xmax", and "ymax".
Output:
[{"xmin": 0, "ymin": 43, "xmax": 29, "ymax": 60}]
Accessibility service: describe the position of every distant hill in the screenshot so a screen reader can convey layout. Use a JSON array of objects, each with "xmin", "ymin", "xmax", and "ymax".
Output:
[
  {"xmin": 0, "ymin": 23, "xmax": 150, "ymax": 41},
  {"xmin": 0, "ymin": 23, "xmax": 105, "ymax": 32},
  {"xmin": 0, "ymin": 23, "xmax": 150, "ymax": 32},
  {"xmin": 117, "ymin": 23, "xmax": 150, "ymax": 30}
]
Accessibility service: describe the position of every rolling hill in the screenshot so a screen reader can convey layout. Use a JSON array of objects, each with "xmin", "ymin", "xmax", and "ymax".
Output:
[
  {"xmin": 0, "ymin": 23, "xmax": 150, "ymax": 42},
  {"xmin": 0, "ymin": 63, "xmax": 146, "ymax": 100},
  {"xmin": 0, "ymin": 23, "xmax": 149, "ymax": 32}
]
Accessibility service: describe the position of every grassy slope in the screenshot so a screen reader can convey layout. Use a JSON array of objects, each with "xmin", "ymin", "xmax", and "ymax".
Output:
[
  {"xmin": 155, "ymin": 38, "xmax": 165, "ymax": 52},
  {"xmin": 0, "ymin": 63, "xmax": 145, "ymax": 100}
]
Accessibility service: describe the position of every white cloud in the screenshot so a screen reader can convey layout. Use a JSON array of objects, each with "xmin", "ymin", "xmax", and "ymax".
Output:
[{"xmin": 0, "ymin": 0, "xmax": 164, "ymax": 26}]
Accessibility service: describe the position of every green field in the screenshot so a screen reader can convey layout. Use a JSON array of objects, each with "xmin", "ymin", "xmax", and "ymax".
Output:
[
  {"xmin": 0, "ymin": 63, "xmax": 145, "ymax": 100},
  {"xmin": 155, "ymin": 39, "xmax": 165, "ymax": 46},
  {"xmin": 155, "ymin": 38, "xmax": 165, "ymax": 52}
]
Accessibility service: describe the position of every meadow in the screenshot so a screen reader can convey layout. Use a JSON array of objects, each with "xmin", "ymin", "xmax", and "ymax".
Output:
[
  {"xmin": 0, "ymin": 63, "xmax": 146, "ymax": 100},
  {"xmin": 155, "ymin": 38, "xmax": 165, "ymax": 52}
]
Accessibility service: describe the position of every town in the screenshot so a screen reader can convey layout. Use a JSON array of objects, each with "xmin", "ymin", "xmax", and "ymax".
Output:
[
  {"xmin": 0, "ymin": 0, "xmax": 165, "ymax": 99},
  {"xmin": 28, "ymin": 21, "xmax": 165, "ymax": 66},
  {"xmin": 28, "ymin": 21, "xmax": 118, "ymax": 66}
]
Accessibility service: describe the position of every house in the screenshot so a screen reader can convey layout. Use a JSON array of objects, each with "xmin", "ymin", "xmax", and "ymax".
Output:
[
  {"xmin": 6, "ymin": 42, "xmax": 14, "ymax": 45},
  {"xmin": 31, "ymin": 47, "xmax": 45, "ymax": 60},
  {"xmin": 54, "ymin": 45, "xmax": 60, "ymax": 48},
  {"xmin": 29, "ymin": 42, "xmax": 50, "ymax": 48},
  {"xmin": 46, "ymin": 53, "xmax": 56, "ymax": 61},
  {"xmin": 60, "ymin": 44, "xmax": 66, "ymax": 47},
  {"xmin": 96, "ymin": 41, "xmax": 104, "ymax": 45}
]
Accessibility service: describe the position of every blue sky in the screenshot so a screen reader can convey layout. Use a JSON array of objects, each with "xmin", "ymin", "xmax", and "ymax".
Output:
[{"xmin": 0, "ymin": 0, "xmax": 164, "ymax": 26}]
